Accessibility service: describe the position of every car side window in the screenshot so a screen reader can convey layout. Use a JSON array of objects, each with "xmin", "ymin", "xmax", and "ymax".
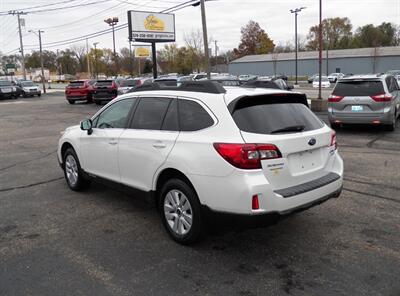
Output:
[
  {"xmin": 178, "ymin": 99, "xmax": 214, "ymax": 131},
  {"xmin": 130, "ymin": 97, "xmax": 172, "ymax": 130},
  {"xmin": 386, "ymin": 77, "xmax": 394, "ymax": 92},
  {"xmin": 161, "ymin": 99, "xmax": 179, "ymax": 131},
  {"xmin": 94, "ymin": 98, "xmax": 136, "ymax": 129}
]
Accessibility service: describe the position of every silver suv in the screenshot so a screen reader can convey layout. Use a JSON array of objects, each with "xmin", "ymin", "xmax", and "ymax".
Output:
[{"xmin": 328, "ymin": 74, "xmax": 400, "ymax": 131}]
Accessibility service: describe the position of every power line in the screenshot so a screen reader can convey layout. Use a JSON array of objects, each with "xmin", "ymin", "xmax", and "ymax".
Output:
[{"xmin": 0, "ymin": 0, "xmax": 80, "ymax": 14}]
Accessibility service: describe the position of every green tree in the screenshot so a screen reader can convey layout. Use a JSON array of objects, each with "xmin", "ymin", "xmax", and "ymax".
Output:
[
  {"xmin": 352, "ymin": 22, "xmax": 399, "ymax": 47},
  {"xmin": 25, "ymin": 50, "xmax": 57, "ymax": 71},
  {"xmin": 233, "ymin": 20, "xmax": 275, "ymax": 58},
  {"xmin": 306, "ymin": 17, "xmax": 353, "ymax": 50},
  {"xmin": 58, "ymin": 49, "xmax": 79, "ymax": 75}
]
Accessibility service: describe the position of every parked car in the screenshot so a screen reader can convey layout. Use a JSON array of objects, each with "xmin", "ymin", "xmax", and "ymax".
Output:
[
  {"xmin": 327, "ymin": 73, "xmax": 345, "ymax": 83},
  {"xmin": 308, "ymin": 74, "xmax": 319, "ymax": 83},
  {"xmin": 11, "ymin": 81, "xmax": 23, "ymax": 97},
  {"xmin": 117, "ymin": 79, "xmax": 141, "ymax": 95},
  {"xmin": 328, "ymin": 74, "xmax": 399, "ymax": 131},
  {"xmin": 0, "ymin": 80, "xmax": 18, "ymax": 99},
  {"xmin": 92, "ymin": 80, "xmax": 118, "ymax": 105},
  {"xmin": 57, "ymin": 81, "xmax": 343, "ymax": 244},
  {"xmin": 238, "ymin": 74, "xmax": 258, "ymax": 82},
  {"xmin": 386, "ymin": 70, "xmax": 400, "ymax": 84},
  {"xmin": 65, "ymin": 79, "xmax": 96, "ymax": 104},
  {"xmin": 313, "ymin": 76, "xmax": 331, "ymax": 88},
  {"xmin": 191, "ymin": 73, "xmax": 207, "ymax": 80},
  {"xmin": 206, "ymin": 75, "xmax": 241, "ymax": 86},
  {"xmin": 244, "ymin": 78, "xmax": 294, "ymax": 91},
  {"xmin": 17, "ymin": 80, "xmax": 41, "ymax": 97}
]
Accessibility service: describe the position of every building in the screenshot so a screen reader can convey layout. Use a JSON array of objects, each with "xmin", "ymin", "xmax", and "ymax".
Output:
[{"xmin": 229, "ymin": 46, "xmax": 400, "ymax": 77}]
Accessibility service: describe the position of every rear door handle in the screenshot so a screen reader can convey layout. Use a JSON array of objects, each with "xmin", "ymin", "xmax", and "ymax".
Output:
[
  {"xmin": 153, "ymin": 141, "xmax": 166, "ymax": 149},
  {"xmin": 109, "ymin": 139, "xmax": 118, "ymax": 145}
]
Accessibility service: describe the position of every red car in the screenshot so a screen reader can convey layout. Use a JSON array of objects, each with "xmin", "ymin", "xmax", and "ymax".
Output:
[
  {"xmin": 65, "ymin": 79, "xmax": 96, "ymax": 104},
  {"xmin": 92, "ymin": 80, "xmax": 118, "ymax": 105}
]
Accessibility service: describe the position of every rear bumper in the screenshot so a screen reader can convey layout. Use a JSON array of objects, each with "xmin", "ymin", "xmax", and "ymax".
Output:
[
  {"xmin": 328, "ymin": 107, "xmax": 394, "ymax": 125},
  {"xmin": 66, "ymin": 93, "xmax": 90, "ymax": 101},
  {"xmin": 190, "ymin": 153, "xmax": 344, "ymax": 215},
  {"xmin": 0, "ymin": 92, "xmax": 17, "ymax": 98}
]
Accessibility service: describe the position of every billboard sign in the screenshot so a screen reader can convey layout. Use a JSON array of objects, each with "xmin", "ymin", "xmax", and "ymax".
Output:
[
  {"xmin": 128, "ymin": 10, "xmax": 175, "ymax": 42},
  {"xmin": 135, "ymin": 47, "xmax": 151, "ymax": 58}
]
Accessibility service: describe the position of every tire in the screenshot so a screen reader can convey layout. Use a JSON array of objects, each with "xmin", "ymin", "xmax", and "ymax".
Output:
[
  {"xmin": 94, "ymin": 100, "xmax": 101, "ymax": 105},
  {"xmin": 63, "ymin": 148, "xmax": 91, "ymax": 191},
  {"xmin": 38, "ymin": 93, "xmax": 41, "ymax": 97},
  {"xmin": 22, "ymin": 92, "xmax": 27, "ymax": 98},
  {"xmin": 87, "ymin": 93, "xmax": 93, "ymax": 103},
  {"xmin": 330, "ymin": 122, "xmax": 340, "ymax": 130},
  {"xmin": 384, "ymin": 114, "xmax": 396, "ymax": 131},
  {"xmin": 67, "ymin": 99, "xmax": 75, "ymax": 104},
  {"xmin": 158, "ymin": 178, "xmax": 203, "ymax": 244}
]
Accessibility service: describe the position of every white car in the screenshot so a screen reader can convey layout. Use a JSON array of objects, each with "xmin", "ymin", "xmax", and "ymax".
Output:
[
  {"xmin": 327, "ymin": 73, "xmax": 344, "ymax": 83},
  {"xmin": 57, "ymin": 81, "xmax": 343, "ymax": 244},
  {"xmin": 313, "ymin": 76, "xmax": 331, "ymax": 88},
  {"xmin": 18, "ymin": 80, "xmax": 41, "ymax": 97}
]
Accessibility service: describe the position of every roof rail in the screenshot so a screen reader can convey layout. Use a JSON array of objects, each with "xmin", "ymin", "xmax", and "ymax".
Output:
[{"xmin": 128, "ymin": 80, "xmax": 226, "ymax": 94}]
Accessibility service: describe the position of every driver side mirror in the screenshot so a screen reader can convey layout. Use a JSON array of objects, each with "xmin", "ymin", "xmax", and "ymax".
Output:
[{"xmin": 80, "ymin": 119, "xmax": 93, "ymax": 135}]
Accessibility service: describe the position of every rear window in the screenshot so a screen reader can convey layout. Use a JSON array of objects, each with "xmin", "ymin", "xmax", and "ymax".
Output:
[
  {"xmin": 333, "ymin": 81, "xmax": 384, "ymax": 96},
  {"xmin": 96, "ymin": 80, "xmax": 113, "ymax": 87},
  {"xmin": 0, "ymin": 81, "xmax": 12, "ymax": 86},
  {"xmin": 231, "ymin": 99, "xmax": 323, "ymax": 134},
  {"xmin": 69, "ymin": 81, "xmax": 84, "ymax": 87},
  {"xmin": 120, "ymin": 80, "xmax": 137, "ymax": 87}
]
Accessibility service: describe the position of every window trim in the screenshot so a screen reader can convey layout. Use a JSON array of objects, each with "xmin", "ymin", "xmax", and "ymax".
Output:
[
  {"xmin": 91, "ymin": 97, "xmax": 138, "ymax": 129},
  {"xmin": 176, "ymin": 96, "xmax": 218, "ymax": 133}
]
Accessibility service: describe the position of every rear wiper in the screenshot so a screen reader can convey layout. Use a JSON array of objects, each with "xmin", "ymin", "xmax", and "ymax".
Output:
[{"xmin": 270, "ymin": 125, "xmax": 305, "ymax": 134}]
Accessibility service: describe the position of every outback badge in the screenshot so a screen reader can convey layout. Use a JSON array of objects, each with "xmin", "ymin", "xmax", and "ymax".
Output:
[{"xmin": 308, "ymin": 138, "xmax": 316, "ymax": 146}]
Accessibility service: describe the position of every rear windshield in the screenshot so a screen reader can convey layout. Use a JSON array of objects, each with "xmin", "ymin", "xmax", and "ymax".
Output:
[
  {"xmin": 231, "ymin": 100, "xmax": 323, "ymax": 134},
  {"xmin": 333, "ymin": 81, "xmax": 384, "ymax": 96},
  {"xmin": 120, "ymin": 80, "xmax": 136, "ymax": 87},
  {"xmin": 69, "ymin": 81, "xmax": 84, "ymax": 87},
  {"xmin": 96, "ymin": 80, "xmax": 113, "ymax": 86},
  {"xmin": 0, "ymin": 80, "xmax": 12, "ymax": 86}
]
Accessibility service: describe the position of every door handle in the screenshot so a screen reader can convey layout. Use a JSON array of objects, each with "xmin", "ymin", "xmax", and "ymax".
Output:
[
  {"xmin": 109, "ymin": 139, "xmax": 118, "ymax": 145},
  {"xmin": 153, "ymin": 141, "xmax": 166, "ymax": 149}
]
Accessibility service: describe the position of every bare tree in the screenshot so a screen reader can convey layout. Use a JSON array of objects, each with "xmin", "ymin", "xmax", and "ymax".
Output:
[{"xmin": 70, "ymin": 44, "xmax": 87, "ymax": 72}]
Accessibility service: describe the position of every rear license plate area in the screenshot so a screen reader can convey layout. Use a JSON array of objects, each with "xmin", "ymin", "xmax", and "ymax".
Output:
[
  {"xmin": 351, "ymin": 105, "xmax": 363, "ymax": 112},
  {"xmin": 288, "ymin": 148, "xmax": 323, "ymax": 174}
]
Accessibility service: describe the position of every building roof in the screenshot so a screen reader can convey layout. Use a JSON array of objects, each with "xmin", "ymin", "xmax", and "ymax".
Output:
[{"xmin": 230, "ymin": 46, "xmax": 400, "ymax": 64}]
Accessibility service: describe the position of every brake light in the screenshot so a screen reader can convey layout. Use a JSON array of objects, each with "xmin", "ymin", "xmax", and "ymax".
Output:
[
  {"xmin": 330, "ymin": 131, "xmax": 337, "ymax": 150},
  {"xmin": 328, "ymin": 94, "xmax": 344, "ymax": 102},
  {"xmin": 213, "ymin": 143, "xmax": 281, "ymax": 169},
  {"xmin": 371, "ymin": 93, "xmax": 393, "ymax": 102}
]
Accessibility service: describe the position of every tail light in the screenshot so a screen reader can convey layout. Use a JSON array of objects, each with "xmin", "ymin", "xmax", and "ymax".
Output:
[
  {"xmin": 252, "ymin": 195, "xmax": 260, "ymax": 210},
  {"xmin": 371, "ymin": 93, "xmax": 393, "ymax": 102},
  {"xmin": 328, "ymin": 94, "xmax": 344, "ymax": 102},
  {"xmin": 136, "ymin": 80, "xmax": 142, "ymax": 86},
  {"xmin": 213, "ymin": 143, "xmax": 282, "ymax": 169},
  {"xmin": 330, "ymin": 131, "xmax": 337, "ymax": 150}
]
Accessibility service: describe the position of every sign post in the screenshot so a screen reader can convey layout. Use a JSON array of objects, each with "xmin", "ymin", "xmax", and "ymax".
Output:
[{"xmin": 127, "ymin": 10, "xmax": 175, "ymax": 79}]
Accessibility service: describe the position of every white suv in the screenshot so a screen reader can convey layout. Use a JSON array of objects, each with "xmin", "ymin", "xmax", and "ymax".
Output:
[{"xmin": 58, "ymin": 81, "xmax": 343, "ymax": 244}]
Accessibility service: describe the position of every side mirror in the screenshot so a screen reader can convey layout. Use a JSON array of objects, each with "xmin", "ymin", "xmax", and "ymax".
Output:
[{"xmin": 80, "ymin": 119, "xmax": 93, "ymax": 135}]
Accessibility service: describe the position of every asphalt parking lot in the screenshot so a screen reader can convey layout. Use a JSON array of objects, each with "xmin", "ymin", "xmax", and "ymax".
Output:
[{"xmin": 1, "ymin": 92, "xmax": 399, "ymax": 296}]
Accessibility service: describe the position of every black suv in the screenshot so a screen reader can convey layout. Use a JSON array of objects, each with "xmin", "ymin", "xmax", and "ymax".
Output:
[{"xmin": 0, "ymin": 80, "xmax": 18, "ymax": 99}]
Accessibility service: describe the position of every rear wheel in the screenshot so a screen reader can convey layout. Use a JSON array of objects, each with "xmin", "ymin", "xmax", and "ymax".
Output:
[
  {"xmin": 159, "ymin": 179, "xmax": 203, "ymax": 244},
  {"xmin": 384, "ymin": 114, "xmax": 396, "ymax": 131},
  {"xmin": 38, "ymin": 93, "xmax": 41, "ymax": 97},
  {"xmin": 67, "ymin": 99, "xmax": 75, "ymax": 104},
  {"xmin": 94, "ymin": 100, "xmax": 101, "ymax": 105},
  {"xmin": 330, "ymin": 122, "xmax": 340, "ymax": 130},
  {"xmin": 63, "ymin": 148, "xmax": 90, "ymax": 191}
]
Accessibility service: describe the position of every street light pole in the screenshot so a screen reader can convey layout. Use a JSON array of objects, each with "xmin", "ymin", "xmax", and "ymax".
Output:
[
  {"xmin": 290, "ymin": 7, "xmax": 306, "ymax": 85},
  {"xmin": 93, "ymin": 42, "xmax": 99, "ymax": 79},
  {"xmin": 104, "ymin": 17, "xmax": 119, "ymax": 75},
  {"xmin": 200, "ymin": 0, "xmax": 211, "ymax": 79},
  {"xmin": 318, "ymin": 0, "xmax": 323, "ymax": 100},
  {"xmin": 29, "ymin": 29, "xmax": 46, "ymax": 93}
]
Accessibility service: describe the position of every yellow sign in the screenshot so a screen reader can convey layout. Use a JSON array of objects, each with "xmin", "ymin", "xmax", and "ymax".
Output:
[
  {"xmin": 135, "ymin": 47, "xmax": 151, "ymax": 58},
  {"xmin": 144, "ymin": 14, "xmax": 165, "ymax": 31}
]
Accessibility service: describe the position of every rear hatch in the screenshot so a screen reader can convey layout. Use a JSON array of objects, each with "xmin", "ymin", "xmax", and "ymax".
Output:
[
  {"xmin": 329, "ymin": 80, "xmax": 388, "ymax": 116},
  {"xmin": 228, "ymin": 94, "xmax": 335, "ymax": 190},
  {"xmin": 94, "ymin": 80, "xmax": 117, "ymax": 98},
  {"xmin": 67, "ymin": 81, "xmax": 87, "ymax": 96}
]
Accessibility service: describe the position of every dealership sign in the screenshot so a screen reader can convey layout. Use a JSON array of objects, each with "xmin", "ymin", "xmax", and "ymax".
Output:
[
  {"xmin": 128, "ymin": 10, "xmax": 175, "ymax": 42},
  {"xmin": 135, "ymin": 47, "xmax": 151, "ymax": 58}
]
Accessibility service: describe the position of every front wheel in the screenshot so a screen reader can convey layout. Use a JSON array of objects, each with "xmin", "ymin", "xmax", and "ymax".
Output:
[
  {"xmin": 38, "ymin": 93, "xmax": 41, "ymax": 97},
  {"xmin": 159, "ymin": 179, "xmax": 203, "ymax": 244},
  {"xmin": 63, "ymin": 148, "xmax": 91, "ymax": 191}
]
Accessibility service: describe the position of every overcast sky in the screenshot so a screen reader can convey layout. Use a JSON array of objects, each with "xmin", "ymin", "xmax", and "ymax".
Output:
[{"xmin": 0, "ymin": 0, "xmax": 399, "ymax": 56}]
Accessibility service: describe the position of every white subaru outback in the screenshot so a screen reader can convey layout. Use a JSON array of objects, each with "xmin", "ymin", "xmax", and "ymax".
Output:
[{"xmin": 58, "ymin": 81, "xmax": 343, "ymax": 244}]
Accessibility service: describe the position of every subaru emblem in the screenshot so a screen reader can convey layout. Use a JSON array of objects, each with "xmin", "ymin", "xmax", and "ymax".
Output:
[{"xmin": 308, "ymin": 138, "xmax": 316, "ymax": 146}]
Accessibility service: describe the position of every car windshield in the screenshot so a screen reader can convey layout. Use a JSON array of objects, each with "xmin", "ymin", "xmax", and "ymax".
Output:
[
  {"xmin": 0, "ymin": 80, "xmax": 12, "ymax": 86},
  {"xmin": 21, "ymin": 81, "xmax": 35, "ymax": 86},
  {"xmin": 333, "ymin": 80, "xmax": 384, "ymax": 96}
]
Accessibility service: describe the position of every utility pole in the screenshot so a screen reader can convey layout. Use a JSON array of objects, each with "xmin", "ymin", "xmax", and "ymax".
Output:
[
  {"xmin": 214, "ymin": 40, "xmax": 218, "ymax": 72},
  {"xmin": 93, "ymin": 42, "xmax": 99, "ymax": 79},
  {"xmin": 29, "ymin": 30, "xmax": 46, "ymax": 93},
  {"xmin": 290, "ymin": 7, "xmax": 306, "ymax": 85},
  {"xmin": 200, "ymin": 0, "xmax": 211, "ymax": 79},
  {"xmin": 86, "ymin": 38, "xmax": 91, "ymax": 78},
  {"xmin": 128, "ymin": 40, "xmax": 133, "ymax": 77},
  {"xmin": 104, "ymin": 17, "xmax": 119, "ymax": 76},
  {"xmin": 318, "ymin": 0, "xmax": 323, "ymax": 100},
  {"xmin": 9, "ymin": 11, "xmax": 27, "ymax": 80}
]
